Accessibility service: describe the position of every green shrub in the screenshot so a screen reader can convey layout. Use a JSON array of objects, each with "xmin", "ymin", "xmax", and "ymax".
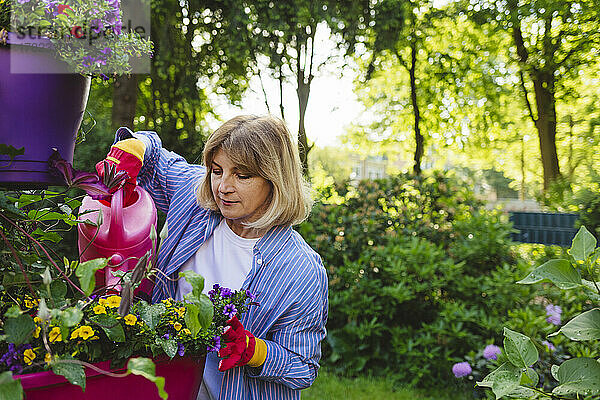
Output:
[{"xmin": 301, "ymin": 171, "xmax": 535, "ymax": 387}]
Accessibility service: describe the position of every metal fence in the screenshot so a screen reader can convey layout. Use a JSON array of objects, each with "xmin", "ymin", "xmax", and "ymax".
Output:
[{"xmin": 509, "ymin": 212, "xmax": 579, "ymax": 246}]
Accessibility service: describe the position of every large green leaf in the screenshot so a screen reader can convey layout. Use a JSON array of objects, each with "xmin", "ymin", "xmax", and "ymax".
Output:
[
  {"xmin": 477, "ymin": 362, "xmax": 522, "ymax": 399},
  {"xmin": 0, "ymin": 371, "xmax": 23, "ymax": 400},
  {"xmin": 4, "ymin": 314, "xmax": 35, "ymax": 345},
  {"xmin": 550, "ymin": 308, "xmax": 600, "ymax": 341},
  {"xmin": 503, "ymin": 328, "xmax": 538, "ymax": 368},
  {"xmin": 183, "ymin": 303, "xmax": 201, "ymax": 336},
  {"xmin": 127, "ymin": 358, "xmax": 167, "ymax": 400},
  {"xmin": 58, "ymin": 307, "xmax": 84, "ymax": 327},
  {"xmin": 179, "ymin": 270, "xmax": 205, "ymax": 300},
  {"xmin": 570, "ymin": 226, "xmax": 597, "ymax": 262},
  {"xmin": 138, "ymin": 302, "xmax": 166, "ymax": 330},
  {"xmin": 552, "ymin": 358, "xmax": 600, "ymax": 396},
  {"xmin": 75, "ymin": 258, "xmax": 108, "ymax": 296},
  {"xmin": 183, "ymin": 293, "xmax": 213, "ymax": 331},
  {"xmin": 51, "ymin": 357, "xmax": 86, "ymax": 390},
  {"xmin": 516, "ymin": 259, "xmax": 581, "ymax": 289},
  {"xmin": 90, "ymin": 314, "xmax": 125, "ymax": 342}
]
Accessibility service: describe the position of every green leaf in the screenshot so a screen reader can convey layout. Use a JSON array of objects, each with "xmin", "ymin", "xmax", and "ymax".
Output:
[
  {"xmin": 503, "ymin": 327, "xmax": 538, "ymax": 368},
  {"xmin": 58, "ymin": 307, "xmax": 84, "ymax": 327},
  {"xmin": 51, "ymin": 357, "xmax": 86, "ymax": 390},
  {"xmin": 183, "ymin": 293, "xmax": 213, "ymax": 331},
  {"xmin": 127, "ymin": 358, "xmax": 167, "ymax": 400},
  {"xmin": 549, "ymin": 308, "xmax": 600, "ymax": 341},
  {"xmin": 75, "ymin": 258, "xmax": 108, "ymax": 296},
  {"xmin": 138, "ymin": 302, "xmax": 166, "ymax": 330},
  {"xmin": 520, "ymin": 367, "xmax": 538, "ymax": 387},
  {"xmin": 4, "ymin": 314, "xmax": 35, "ymax": 345},
  {"xmin": 183, "ymin": 303, "xmax": 201, "ymax": 336},
  {"xmin": 551, "ymin": 364, "xmax": 560, "ymax": 381},
  {"xmin": 156, "ymin": 338, "xmax": 178, "ymax": 358},
  {"xmin": 179, "ymin": 270, "xmax": 205, "ymax": 299},
  {"xmin": 516, "ymin": 259, "xmax": 581, "ymax": 289},
  {"xmin": 570, "ymin": 226, "xmax": 597, "ymax": 262},
  {"xmin": 477, "ymin": 362, "xmax": 522, "ymax": 399},
  {"xmin": 4, "ymin": 305, "xmax": 22, "ymax": 319},
  {"xmin": 552, "ymin": 358, "xmax": 600, "ymax": 396},
  {"xmin": 90, "ymin": 314, "xmax": 125, "ymax": 342},
  {"xmin": 31, "ymin": 228, "xmax": 62, "ymax": 243},
  {"xmin": 0, "ymin": 371, "xmax": 23, "ymax": 400}
]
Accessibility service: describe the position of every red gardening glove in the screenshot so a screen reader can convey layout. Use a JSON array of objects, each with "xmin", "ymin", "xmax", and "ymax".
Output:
[
  {"xmin": 96, "ymin": 138, "xmax": 145, "ymax": 205},
  {"xmin": 218, "ymin": 316, "xmax": 258, "ymax": 372}
]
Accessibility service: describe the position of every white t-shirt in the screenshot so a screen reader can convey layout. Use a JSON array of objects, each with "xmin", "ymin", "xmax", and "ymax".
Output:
[{"xmin": 175, "ymin": 219, "xmax": 258, "ymax": 300}]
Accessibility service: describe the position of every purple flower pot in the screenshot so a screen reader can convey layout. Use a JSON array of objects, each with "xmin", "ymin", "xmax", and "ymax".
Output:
[{"xmin": 0, "ymin": 39, "xmax": 91, "ymax": 188}]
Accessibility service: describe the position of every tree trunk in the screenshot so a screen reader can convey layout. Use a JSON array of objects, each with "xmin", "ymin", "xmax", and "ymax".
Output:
[
  {"xmin": 297, "ymin": 76, "xmax": 310, "ymax": 176},
  {"xmin": 111, "ymin": 75, "xmax": 139, "ymax": 131},
  {"xmin": 531, "ymin": 70, "xmax": 561, "ymax": 190},
  {"xmin": 409, "ymin": 41, "xmax": 423, "ymax": 176}
]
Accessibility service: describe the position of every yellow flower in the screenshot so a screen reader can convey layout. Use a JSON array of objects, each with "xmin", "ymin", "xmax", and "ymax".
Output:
[
  {"xmin": 33, "ymin": 326, "xmax": 41, "ymax": 339},
  {"xmin": 176, "ymin": 307, "xmax": 186, "ymax": 318},
  {"xmin": 71, "ymin": 325, "xmax": 95, "ymax": 340},
  {"xmin": 99, "ymin": 298, "xmax": 107, "ymax": 306},
  {"xmin": 162, "ymin": 299, "xmax": 172, "ymax": 307},
  {"xmin": 23, "ymin": 349, "xmax": 36, "ymax": 365},
  {"xmin": 93, "ymin": 305, "xmax": 107, "ymax": 314},
  {"xmin": 34, "ymin": 316, "xmax": 42, "ymax": 324},
  {"xmin": 173, "ymin": 322, "xmax": 182, "ymax": 331},
  {"xmin": 49, "ymin": 327, "xmax": 62, "ymax": 343},
  {"xmin": 44, "ymin": 353, "xmax": 52, "ymax": 363},
  {"xmin": 182, "ymin": 328, "xmax": 191, "ymax": 335},
  {"xmin": 106, "ymin": 295, "xmax": 121, "ymax": 308},
  {"xmin": 24, "ymin": 298, "xmax": 38, "ymax": 309},
  {"xmin": 124, "ymin": 314, "xmax": 137, "ymax": 325}
]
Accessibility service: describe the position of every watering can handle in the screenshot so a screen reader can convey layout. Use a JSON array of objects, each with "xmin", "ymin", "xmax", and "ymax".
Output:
[{"xmin": 109, "ymin": 188, "xmax": 125, "ymax": 246}]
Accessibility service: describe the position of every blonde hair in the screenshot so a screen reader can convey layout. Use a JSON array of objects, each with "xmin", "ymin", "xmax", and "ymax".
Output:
[{"xmin": 196, "ymin": 115, "xmax": 313, "ymax": 230}]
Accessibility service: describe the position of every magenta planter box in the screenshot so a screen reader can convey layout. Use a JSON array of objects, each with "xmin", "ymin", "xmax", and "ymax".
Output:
[{"xmin": 14, "ymin": 356, "xmax": 205, "ymax": 400}]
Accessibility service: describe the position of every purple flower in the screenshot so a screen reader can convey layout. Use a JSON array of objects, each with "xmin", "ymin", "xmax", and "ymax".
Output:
[
  {"xmin": 546, "ymin": 304, "xmax": 562, "ymax": 316},
  {"xmin": 245, "ymin": 290, "xmax": 256, "ymax": 301},
  {"xmin": 545, "ymin": 304, "xmax": 562, "ymax": 326},
  {"xmin": 177, "ymin": 343, "xmax": 185, "ymax": 357},
  {"xmin": 483, "ymin": 344, "xmax": 502, "ymax": 361},
  {"xmin": 541, "ymin": 340, "xmax": 556, "ymax": 352},
  {"xmin": 162, "ymin": 333, "xmax": 170, "ymax": 339},
  {"xmin": 17, "ymin": 0, "xmax": 31, "ymax": 4},
  {"xmin": 223, "ymin": 304, "xmax": 237, "ymax": 318},
  {"xmin": 221, "ymin": 288, "xmax": 233, "ymax": 298},
  {"xmin": 48, "ymin": 150, "xmax": 110, "ymax": 199},
  {"xmin": 452, "ymin": 362, "xmax": 472, "ymax": 378},
  {"xmin": 207, "ymin": 336, "xmax": 221, "ymax": 352}
]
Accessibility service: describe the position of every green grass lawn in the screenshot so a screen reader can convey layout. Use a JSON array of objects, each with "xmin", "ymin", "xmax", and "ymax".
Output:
[{"xmin": 302, "ymin": 369, "xmax": 472, "ymax": 400}]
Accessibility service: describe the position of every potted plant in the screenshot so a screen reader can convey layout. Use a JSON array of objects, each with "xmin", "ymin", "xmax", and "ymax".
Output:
[
  {"xmin": 0, "ymin": 160, "xmax": 255, "ymax": 399},
  {"xmin": 0, "ymin": 0, "xmax": 152, "ymax": 187}
]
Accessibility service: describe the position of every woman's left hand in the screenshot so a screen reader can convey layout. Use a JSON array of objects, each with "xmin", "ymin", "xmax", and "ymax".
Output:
[{"xmin": 218, "ymin": 316, "xmax": 267, "ymax": 371}]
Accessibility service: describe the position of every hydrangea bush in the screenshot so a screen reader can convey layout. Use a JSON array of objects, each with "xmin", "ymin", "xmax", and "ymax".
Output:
[{"xmin": 473, "ymin": 226, "xmax": 600, "ymax": 399}]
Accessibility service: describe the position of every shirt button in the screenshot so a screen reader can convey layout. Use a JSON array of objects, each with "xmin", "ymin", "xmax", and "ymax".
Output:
[{"xmin": 256, "ymin": 258, "xmax": 263, "ymax": 265}]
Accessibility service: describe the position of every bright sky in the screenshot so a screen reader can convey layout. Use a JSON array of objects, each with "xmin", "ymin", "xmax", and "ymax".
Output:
[
  {"xmin": 206, "ymin": 24, "xmax": 365, "ymax": 148},
  {"xmin": 207, "ymin": 0, "xmax": 451, "ymax": 148}
]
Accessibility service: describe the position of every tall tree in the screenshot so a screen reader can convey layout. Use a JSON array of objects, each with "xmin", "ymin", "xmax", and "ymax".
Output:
[{"xmin": 466, "ymin": 0, "xmax": 600, "ymax": 190}]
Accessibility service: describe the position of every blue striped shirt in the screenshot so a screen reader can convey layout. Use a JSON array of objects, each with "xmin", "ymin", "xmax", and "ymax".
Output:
[{"xmin": 114, "ymin": 128, "xmax": 328, "ymax": 399}]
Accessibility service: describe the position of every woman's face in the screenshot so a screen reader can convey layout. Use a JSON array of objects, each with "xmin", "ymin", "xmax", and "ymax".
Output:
[{"xmin": 210, "ymin": 149, "xmax": 272, "ymax": 235}]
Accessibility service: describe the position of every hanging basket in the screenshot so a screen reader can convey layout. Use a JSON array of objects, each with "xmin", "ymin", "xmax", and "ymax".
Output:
[
  {"xmin": 14, "ymin": 356, "xmax": 205, "ymax": 400},
  {"xmin": 0, "ymin": 36, "xmax": 91, "ymax": 188}
]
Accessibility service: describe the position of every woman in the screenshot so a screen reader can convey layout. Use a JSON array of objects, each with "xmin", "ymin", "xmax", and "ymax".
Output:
[{"xmin": 98, "ymin": 115, "xmax": 328, "ymax": 400}]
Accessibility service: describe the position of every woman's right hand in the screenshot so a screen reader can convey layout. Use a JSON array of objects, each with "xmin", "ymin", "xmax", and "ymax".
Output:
[{"xmin": 96, "ymin": 138, "xmax": 146, "ymax": 202}]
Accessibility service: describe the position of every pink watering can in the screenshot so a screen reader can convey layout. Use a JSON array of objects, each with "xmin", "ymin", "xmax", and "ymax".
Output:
[{"xmin": 77, "ymin": 186, "xmax": 157, "ymax": 298}]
